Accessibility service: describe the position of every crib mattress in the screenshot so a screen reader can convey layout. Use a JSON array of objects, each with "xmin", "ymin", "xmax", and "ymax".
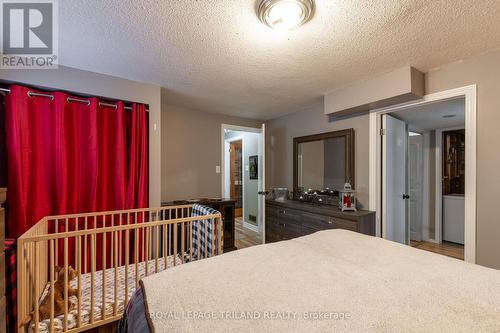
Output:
[{"xmin": 31, "ymin": 254, "xmax": 185, "ymax": 333}]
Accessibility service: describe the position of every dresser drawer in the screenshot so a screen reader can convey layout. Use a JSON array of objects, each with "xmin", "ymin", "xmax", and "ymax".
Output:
[
  {"xmin": 301, "ymin": 211, "xmax": 358, "ymax": 232},
  {"xmin": 266, "ymin": 206, "xmax": 303, "ymax": 226},
  {"xmin": 266, "ymin": 216, "xmax": 302, "ymax": 242}
]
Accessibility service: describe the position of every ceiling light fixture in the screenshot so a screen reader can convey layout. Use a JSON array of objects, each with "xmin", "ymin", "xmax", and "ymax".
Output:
[{"xmin": 258, "ymin": 0, "xmax": 315, "ymax": 31}]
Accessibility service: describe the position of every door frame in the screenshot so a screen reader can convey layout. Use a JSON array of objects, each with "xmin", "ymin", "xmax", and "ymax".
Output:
[
  {"xmin": 221, "ymin": 124, "xmax": 264, "ymax": 239},
  {"xmin": 369, "ymin": 85, "xmax": 477, "ymax": 263}
]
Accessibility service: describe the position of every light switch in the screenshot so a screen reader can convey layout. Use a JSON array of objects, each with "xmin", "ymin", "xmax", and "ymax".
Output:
[
  {"xmin": 215, "ymin": 166, "xmax": 221, "ymax": 174},
  {"xmin": 245, "ymin": 165, "xmax": 249, "ymax": 171}
]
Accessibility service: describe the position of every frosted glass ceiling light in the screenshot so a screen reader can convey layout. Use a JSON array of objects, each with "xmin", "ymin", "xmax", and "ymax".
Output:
[{"xmin": 258, "ymin": 0, "xmax": 315, "ymax": 31}]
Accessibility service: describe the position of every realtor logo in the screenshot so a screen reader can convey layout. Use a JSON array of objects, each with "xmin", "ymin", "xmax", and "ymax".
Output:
[{"xmin": 1, "ymin": 0, "xmax": 58, "ymax": 69}]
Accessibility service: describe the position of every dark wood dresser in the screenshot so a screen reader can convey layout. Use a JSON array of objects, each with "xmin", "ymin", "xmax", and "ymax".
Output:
[
  {"xmin": 162, "ymin": 199, "xmax": 237, "ymax": 252},
  {"xmin": 266, "ymin": 199, "xmax": 375, "ymax": 243}
]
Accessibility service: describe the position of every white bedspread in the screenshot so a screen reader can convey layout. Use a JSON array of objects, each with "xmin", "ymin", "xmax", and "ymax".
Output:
[{"xmin": 141, "ymin": 230, "xmax": 500, "ymax": 333}]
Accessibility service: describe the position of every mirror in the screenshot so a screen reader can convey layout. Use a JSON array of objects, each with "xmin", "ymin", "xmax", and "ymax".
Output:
[{"xmin": 293, "ymin": 129, "xmax": 354, "ymax": 197}]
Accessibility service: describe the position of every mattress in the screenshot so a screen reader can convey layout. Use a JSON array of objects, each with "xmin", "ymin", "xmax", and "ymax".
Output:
[
  {"xmin": 31, "ymin": 254, "xmax": 184, "ymax": 333},
  {"xmin": 139, "ymin": 230, "xmax": 500, "ymax": 333}
]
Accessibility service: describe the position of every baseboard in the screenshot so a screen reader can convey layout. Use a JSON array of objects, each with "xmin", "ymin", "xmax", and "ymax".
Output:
[{"xmin": 243, "ymin": 221, "xmax": 259, "ymax": 232}]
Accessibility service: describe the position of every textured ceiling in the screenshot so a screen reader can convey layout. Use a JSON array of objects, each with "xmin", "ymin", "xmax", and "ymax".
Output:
[
  {"xmin": 392, "ymin": 98, "xmax": 465, "ymax": 132},
  {"xmin": 59, "ymin": 0, "xmax": 500, "ymax": 120}
]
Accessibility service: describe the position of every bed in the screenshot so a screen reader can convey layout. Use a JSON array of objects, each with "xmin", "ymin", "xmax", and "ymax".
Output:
[{"xmin": 125, "ymin": 229, "xmax": 500, "ymax": 333}]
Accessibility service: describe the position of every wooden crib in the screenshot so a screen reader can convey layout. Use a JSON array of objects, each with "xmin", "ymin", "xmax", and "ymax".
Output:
[{"xmin": 17, "ymin": 205, "xmax": 223, "ymax": 333}]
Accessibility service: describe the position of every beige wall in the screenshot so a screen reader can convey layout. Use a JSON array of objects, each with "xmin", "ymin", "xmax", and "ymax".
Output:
[
  {"xmin": 0, "ymin": 66, "xmax": 162, "ymax": 207},
  {"xmin": 161, "ymin": 104, "xmax": 262, "ymax": 202},
  {"xmin": 265, "ymin": 49, "xmax": 500, "ymax": 269},
  {"xmin": 425, "ymin": 50, "xmax": 500, "ymax": 269},
  {"xmin": 265, "ymin": 102, "xmax": 370, "ymax": 208}
]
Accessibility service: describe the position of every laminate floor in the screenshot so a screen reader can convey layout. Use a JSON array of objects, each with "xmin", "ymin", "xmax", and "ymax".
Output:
[
  {"xmin": 410, "ymin": 240, "xmax": 464, "ymax": 260},
  {"xmin": 235, "ymin": 217, "xmax": 262, "ymax": 250}
]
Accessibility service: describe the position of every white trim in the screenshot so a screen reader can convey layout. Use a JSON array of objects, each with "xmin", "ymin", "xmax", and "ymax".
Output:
[
  {"xmin": 422, "ymin": 132, "xmax": 431, "ymax": 242},
  {"xmin": 369, "ymin": 85, "xmax": 476, "ymax": 263},
  {"xmin": 435, "ymin": 129, "xmax": 443, "ymax": 244},
  {"xmin": 369, "ymin": 113, "xmax": 381, "ymax": 237},
  {"xmin": 381, "ymin": 116, "xmax": 388, "ymax": 239},
  {"xmin": 243, "ymin": 221, "xmax": 259, "ymax": 232},
  {"xmin": 260, "ymin": 123, "xmax": 266, "ymax": 243}
]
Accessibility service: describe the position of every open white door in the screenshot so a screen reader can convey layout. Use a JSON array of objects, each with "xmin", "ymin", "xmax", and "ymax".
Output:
[
  {"xmin": 258, "ymin": 123, "xmax": 266, "ymax": 243},
  {"xmin": 382, "ymin": 115, "xmax": 408, "ymax": 244}
]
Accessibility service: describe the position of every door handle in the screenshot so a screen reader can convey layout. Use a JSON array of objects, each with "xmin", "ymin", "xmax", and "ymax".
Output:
[{"xmin": 402, "ymin": 194, "xmax": 410, "ymax": 199}]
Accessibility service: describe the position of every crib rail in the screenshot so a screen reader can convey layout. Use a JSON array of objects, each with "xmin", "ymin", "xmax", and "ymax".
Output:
[{"xmin": 17, "ymin": 205, "xmax": 223, "ymax": 333}]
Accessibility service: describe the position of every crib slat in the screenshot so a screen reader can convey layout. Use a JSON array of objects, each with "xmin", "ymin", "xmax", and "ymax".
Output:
[
  {"xmin": 113, "ymin": 231, "xmax": 118, "ymax": 316},
  {"xmin": 76, "ymin": 235, "xmax": 82, "ymax": 328},
  {"xmin": 90, "ymin": 234, "xmax": 95, "ymax": 324},
  {"xmin": 197, "ymin": 221, "xmax": 201, "ymax": 261},
  {"xmin": 34, "ymin": 242, "xmax": 40, "ymax": 333},
  {"xmin": 189, "ymin": 221, "xmax": 193, "ymax": 261},
  {"xmin": 50, "ymin": 239, "xmax": 55, "ymax": 333},
  {"xmin": 181, "ymin": 222, "xmax": 185, "ymax": 264},
  {"xmin": 204, "ymin": 219, "xmax": 208, "ymax": 259},
  {"xmin": 84, "ymin": 216, "xmax": 88, "ymax": 274},
  {"xmin": 63, "ymin": 237, "xmax": 68, "ymax": 332},
  {"xmin": 219, "ymin": 218, "xmax": 223, "ymax": 254},
  {"xmin": 211, "ymin": 219, "xmax": 215, "ymax": 257},
  {"xmin": 135, "ymin": 227, "xmax": 139, "ymax": 290},
  {"xmin": 162, "ymin": 222, "xmax": 167, "ymax": 269},
  {"xmin": 174, "ymin": 222, "xmax": 178, "ymax": 266},
  {"xmin": 118, "ymin": 214, "xmax": 122, "ymax": 267},
  {"xmin": 155, "ymin": 223, "xmax": 159, "ymax": 273},
  {"xmin": 125, "ymin": 228, "xmax": 130, "ymax": 304},
  {"xmin": 55, "ymin": 220, "xmax": 59, "ymax": 266},
  {"xmin": 102, "ymin": 230, "xmax": 107, "ymax": 320},
  {"xmin": 142, "ymin": 214, "xmax": 146, "ymax": 266},
  {"xmin": 110, "ymin": 214, "xmax": 114, "ymax": 268},
  {"xmin": 145, "ymin": 220, "xmax": 150, "ymax": 276}
]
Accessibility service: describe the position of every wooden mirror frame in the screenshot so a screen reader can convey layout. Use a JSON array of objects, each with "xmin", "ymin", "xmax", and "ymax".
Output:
[{"xmin": 293, "ymin": 128, "xmax": 355, "ymax": 198}]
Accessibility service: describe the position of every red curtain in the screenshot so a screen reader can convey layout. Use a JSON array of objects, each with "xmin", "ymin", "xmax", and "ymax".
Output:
[{"xmin": 5, "ymin": 85, "xmax": 149, "ymax": 239}]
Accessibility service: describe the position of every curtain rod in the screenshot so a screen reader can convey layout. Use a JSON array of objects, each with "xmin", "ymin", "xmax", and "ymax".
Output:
[{"xmin": 0, "ymin": 87, "xmax": 149, "ymax": 112}]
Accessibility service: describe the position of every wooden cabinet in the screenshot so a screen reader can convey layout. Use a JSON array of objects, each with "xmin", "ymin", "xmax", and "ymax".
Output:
[
  {"xmin": 266, "ymin": 200, "xmax": 375, "ymax": 243},
  {"xmin": 205, "ymin": 200, "xmax": 237, "ymax": 252}
]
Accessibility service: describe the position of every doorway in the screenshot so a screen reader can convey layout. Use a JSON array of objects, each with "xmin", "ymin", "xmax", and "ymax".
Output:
[
  {"xmin": 369, "ymin": 85, "xmax": 476, "ymax": 263},
  {"xmin": 228, "ymin": 139, "xmax": 243, "ymax": 218},
  {"xmin": 221, "ymin": 124, "xmax": 266, "ymax": 249}
]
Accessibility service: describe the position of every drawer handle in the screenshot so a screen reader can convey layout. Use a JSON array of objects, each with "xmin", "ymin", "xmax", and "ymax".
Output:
[
  {"xmin": 279, "ymin": 223, "xmax": 286, "ymax": 227},
  {"xmin": 328, "ymin": 220, "xmax": 334, "ymax": 224},
  {"xmin": 280, "ymin": 210, "xmax": 286, "ymax": 214}
]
